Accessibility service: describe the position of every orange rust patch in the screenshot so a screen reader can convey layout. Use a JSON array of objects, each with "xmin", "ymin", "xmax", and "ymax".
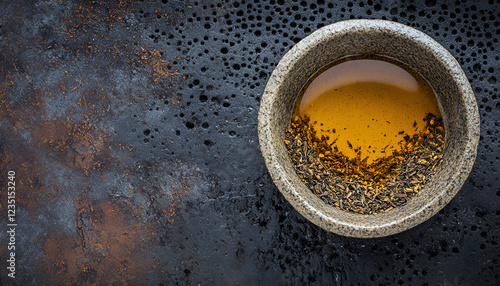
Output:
[
  {"xmin": 64, "ymin": 0, "xmax": 136, "ymax": 34},
  {"xmin": 77, "ymin": 87, "xmax": 111, "ymax": 113},
  {"xmin": 0, "ymin": 134, "xmax": 53, "ymax": 216},
  {"xmin": 137, "ymin": 47, "xmax": 180, "ymax": 82},
  {"xmin": 14, "ymin": 86, "xmax": 113, "ymax": 173},
  {"xmin": 0, "ymin": 83, "xmax": 114, "ymax": 216},
  {"xmin": 41, "ymin": 234, "xmax": 84, "ymax": 279},
  {"xmin": 30, "ymin": 117, "xmax": 110, "ymax": 173},
  {"xmin": 40, "ymin": 198, "xmax": 157, "ymax": 284},
  {"xmin": 135, "ymin": 45, "xmax": 184, "ymax": 102},
  {"xmin": 164, "ymin": 186, "xmax": 186, "ymax": 224},
  {"xmin": 0, "ymin": 72, "xmax": 18, "ymax": 118}
]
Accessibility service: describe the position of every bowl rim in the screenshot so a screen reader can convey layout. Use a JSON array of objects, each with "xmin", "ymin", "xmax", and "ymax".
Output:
[{"xmin": 258, "ymin": 19, "xmax": 480, "ymax": 238}]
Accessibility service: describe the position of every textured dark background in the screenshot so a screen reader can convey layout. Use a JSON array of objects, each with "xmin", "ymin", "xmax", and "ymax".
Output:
[{"xmin": 0, "ymin": 0, "xmax": 499, "ymax": 285}]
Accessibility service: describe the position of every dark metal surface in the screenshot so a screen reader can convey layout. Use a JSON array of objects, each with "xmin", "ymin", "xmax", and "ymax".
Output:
[{"xmin": 0, "ymin": 0, "xmax": 499, "ymax": 285}]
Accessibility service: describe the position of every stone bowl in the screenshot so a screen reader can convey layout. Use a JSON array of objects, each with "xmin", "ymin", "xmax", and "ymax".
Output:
[{"xmin": 257, "ymin": 19, "xmax": 480, "ymax": 238}]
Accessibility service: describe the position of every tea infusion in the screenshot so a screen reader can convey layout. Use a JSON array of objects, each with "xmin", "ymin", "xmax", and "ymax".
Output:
[{"xmin": 285, "ymin": 55, "xmax": 445, "ymax": 214}]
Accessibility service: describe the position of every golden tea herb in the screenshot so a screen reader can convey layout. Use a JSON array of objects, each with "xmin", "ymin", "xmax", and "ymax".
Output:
[
  {"xmin": 286, "ymin": 56, "xmax": 445, "ymax": 214},
  {"xmin": 286, "ymin": 113, "xmax": 444, "ymax": 214}
]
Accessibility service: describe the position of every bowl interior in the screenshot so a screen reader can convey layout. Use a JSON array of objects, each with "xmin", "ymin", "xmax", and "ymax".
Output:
[{"xmin": 259, "ymin": 20, "xmax": 479, "ymax": 238}]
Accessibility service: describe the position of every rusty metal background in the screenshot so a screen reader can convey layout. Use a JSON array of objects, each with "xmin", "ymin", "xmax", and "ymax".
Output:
[{"xmin": 0, "ymin": 0, "xmax": 499, "ymax": 285}]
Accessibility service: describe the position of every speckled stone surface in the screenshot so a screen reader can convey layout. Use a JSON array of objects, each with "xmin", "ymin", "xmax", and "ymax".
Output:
[{"xmin": 258, "ymin": 20, "xmax": 480, "ymax": 238}]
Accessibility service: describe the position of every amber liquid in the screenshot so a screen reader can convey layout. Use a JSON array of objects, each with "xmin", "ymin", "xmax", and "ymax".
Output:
[{"xmin": 293, "ymin": 55, "xmax": 441, "ymax": 163}]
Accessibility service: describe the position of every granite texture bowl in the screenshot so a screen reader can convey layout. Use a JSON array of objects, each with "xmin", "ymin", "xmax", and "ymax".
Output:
[{"xmin": 258, "ymin": 20, "xmax": 480, "ymax": 238}]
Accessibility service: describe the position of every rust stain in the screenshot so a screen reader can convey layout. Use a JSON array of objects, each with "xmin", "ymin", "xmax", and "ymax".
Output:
[
  {"xmin": 137, "ymin": 46, "xmax": 180, "ymax": 82},
  {"xmin": 63, "ymin": 0, "xmax": 136, "ymax": 34},
  {"xmin": 40, "ymin": 199, "xmax": 157, "ymax": 285},
  {"xmin": 29, "ymin": 116, "xmax": 111, "ymax": 174},
  {"xmin": 0, "ymin": 150, "xmax": 50, "ymax": 216},
  {"xmin": 0, "ymin": 84, "xmax": 112, "ymax": 214},
  {"xmin": 135, "ymin": 45, "xmax": 184, "ymax": 102},
  {"xmin": 164, "ymin": 185, "xmax": 186, "ymax": 224},
  {"xmin": 0, "ymin": 80, "xmax": 15, "ymax": 118}
]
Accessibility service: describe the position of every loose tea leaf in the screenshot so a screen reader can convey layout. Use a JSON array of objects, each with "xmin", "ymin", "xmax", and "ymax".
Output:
[{"xmin": 285, "ymin": 113, "xmax": 445, "ymax": 215}]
